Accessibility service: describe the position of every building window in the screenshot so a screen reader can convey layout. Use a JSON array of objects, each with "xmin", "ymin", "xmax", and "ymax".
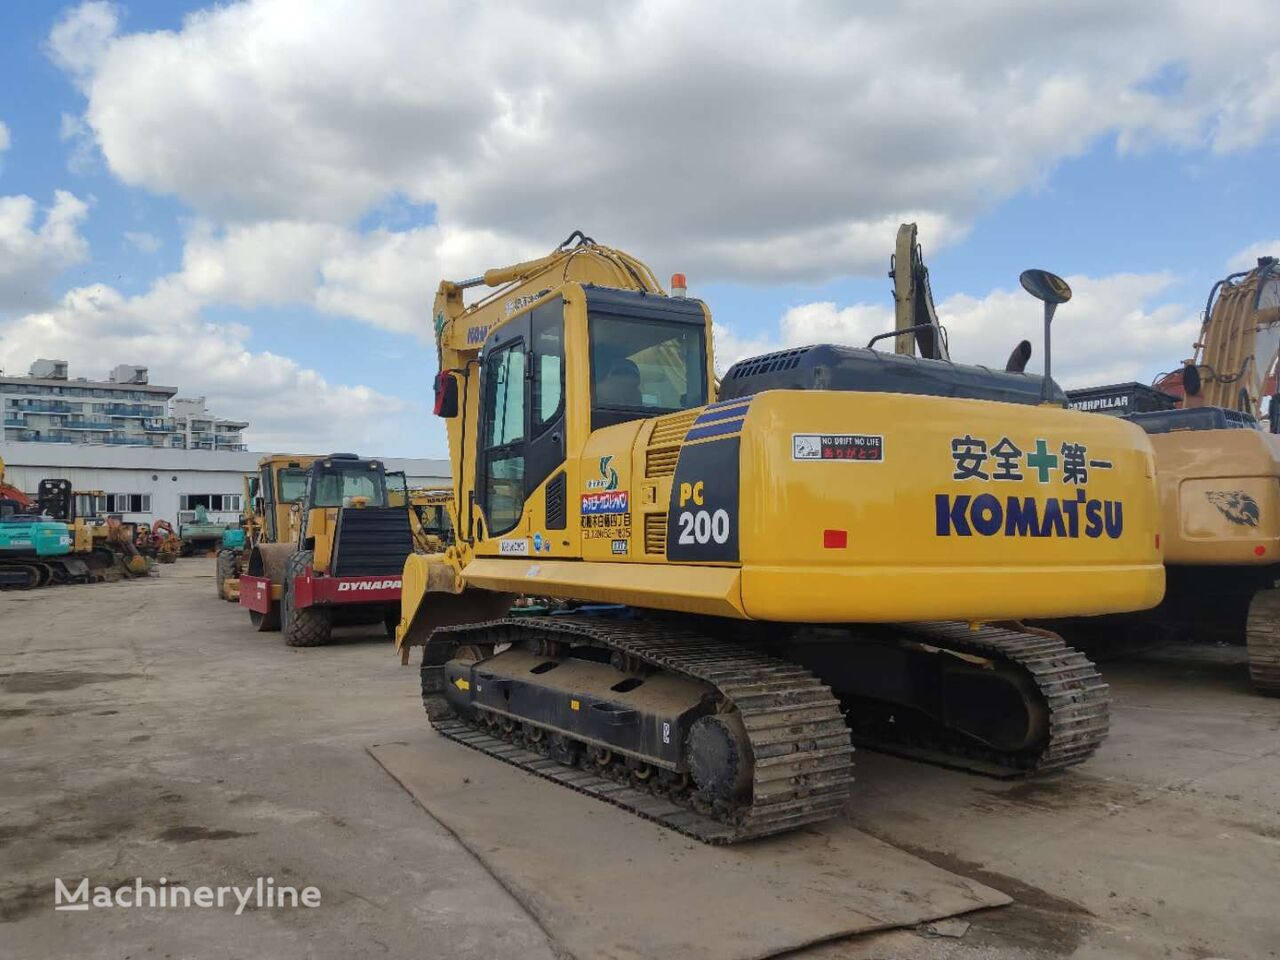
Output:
[
  {"xmin": 101, "ymin": 493, "xmax": 151, "ymax": 513},
  {"xmin": 179, "ymin": 493, "xmax": 240, "ymax": 511}
]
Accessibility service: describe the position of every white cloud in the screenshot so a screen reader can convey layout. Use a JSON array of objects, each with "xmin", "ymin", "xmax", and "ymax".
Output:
[
  {"xmin": 46, "ymin": 1, "xmax": 119, "ymax": 87},
  {"xmin": 177, "ymin": 219, "xmax": 534, "ymax": 337},
  {"xmin": 1228, "ymin": 240, "xmax": 1280, "ymax": 273},
  {"xmin": 0, "ymin": 277, "xmax": 403, "ymax": 452},
  {"xmin": 47, "ymin": 1, "xmax": 1280, "ymax": 284},
  {"xmin": 59, "ymin": 112, "xmax": 98, "ymax": 175},
  {"xmin": 0, "ymin": 190, "xmax": 90, "ymax": 311},
  {"xmin": 123, "ymin": 230, "xmax": 161, "ymax": 254},
  {"xmin": 0, "ymin": 120, "xmax": 10, "ymax": 156},
  {"xmin": 718, "ymin": 273, "xmax": 1200, "ymax": 389}
]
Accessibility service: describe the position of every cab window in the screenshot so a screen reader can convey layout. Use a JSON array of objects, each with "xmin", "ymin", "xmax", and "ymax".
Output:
[
  {"xmin": 278, "ymin": 468, "xmax": 309, "ymax": 502},
  {"xmin": 480, "ymin": 343, "xmax": 526, "ymax": 535},
  {"xmin": 590, "ymin": 316, "xmax": 706, "ymax": 428},
  {"xmin": 310, "ymin": 464, "xmax": 386, "ymax": 507},
  {"xmin": 532, "ymin": 307, "xmax": 563, "ymax": 429}
]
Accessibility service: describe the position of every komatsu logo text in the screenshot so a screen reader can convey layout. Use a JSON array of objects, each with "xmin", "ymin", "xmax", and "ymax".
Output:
[
  {"xmin": 935, "ymin": 491, "xmax": 1123, "ymax": 539},
  {"xmin": 336, "ymin": 579, "xmax": 402, "ymax": 592}
]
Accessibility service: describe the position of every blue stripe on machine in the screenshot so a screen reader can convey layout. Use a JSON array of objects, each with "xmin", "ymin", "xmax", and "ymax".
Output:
[
  {"xmin": 684, "ymin": 418, "xmax": 745, "ymax": 441},
  {"xmin": 693, "ymin": 401, "xmax": 752, "ymax": 426},
  {"xmin": 704, "ymin": 394, "xmax": 754, "ymax": 412}
]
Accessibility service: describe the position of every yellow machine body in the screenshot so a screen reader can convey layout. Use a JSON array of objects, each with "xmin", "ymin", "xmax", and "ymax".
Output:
[
  {"xmin": 407, "ymin": 486, "xmax": 455, "ymax": 554},
  {"xmin": 253, "ymin": 454, "xmax": 316, "ymax": 548},
  {"xmin": 1146, "ymin": 428, "xmax": 1280, "ymax": 566},
  {"xmin": 397, "ymin": 242, "xmax": 1163, "ymax": 654},
  {"xmin": 1147, "ymin": 257, "xmax": 1280, "ymax": 567}
]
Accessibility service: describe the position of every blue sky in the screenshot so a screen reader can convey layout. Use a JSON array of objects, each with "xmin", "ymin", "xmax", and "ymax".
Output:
[{"xmin": 1, "ymin": 1, "xmax": 1277, "ymax": 456}]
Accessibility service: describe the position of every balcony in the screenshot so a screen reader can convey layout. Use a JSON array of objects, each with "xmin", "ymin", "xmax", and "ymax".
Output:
[
  {"xmin": 9, "ymin": 401, "xmax": 79, "ymax": 414},
  {"xmin": 63, "ymin": 420, "xmax": 114, "ymax": 430},
  {"xmin": 100, "ymin": 403, "xmax": 165, "ymax": 417},
  {"xmin": 3, "ymin": 418, "xmax": 23, "ymax": 427},
  {"xmin": 102, "ymin": 435, "xmax": 157, "ymax": 446},
  {"xmin": 18, "ymin": 432, "xmax": 79, "ymax": 443},
  {"xmin": 142, "ymin": 418, "xmax": 175, "ymax": 432}
]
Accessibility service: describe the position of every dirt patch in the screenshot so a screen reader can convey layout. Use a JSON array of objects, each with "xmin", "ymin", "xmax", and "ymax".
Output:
[
  {"xmin": 50, "ymin": 820, "xmax": 134, "ymax": 846},
  {"xmin": 975, "ymin": 775, "xmax": 1149, "ymax": 815},
  {"xmin": 0, "ymin": 671, "xmax": 142, "ymax": 693},
  {"xmin": 156, "ymin": 825, "xmax": 254, "ymax": 843},
  {"xmin": 1225, "ymin": 820, "xmax": 1280, "ymax": 841},
  {"xmin": 5, "ymin": 779, "xmax": 201, "ymax": 869},
  {"xmin": 0, "ymin": 823, "xmax": 41, "ymax": 846},
  {"xmin": 0, "ymin": 883, "xmax": 45, "ymax": 923},
  {"xmin": 857, "ymin": 834, "xmax": 1092, "ymax": 956}
]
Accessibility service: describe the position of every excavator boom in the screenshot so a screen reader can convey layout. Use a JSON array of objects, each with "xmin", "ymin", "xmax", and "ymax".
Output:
[
  {"xmin": 1189, "ymin": 256, "xmax": 1280, "ymax": 413},
  {"xmin": 890, "ymin": 222, "xmax": 950, "ymax": 361}
]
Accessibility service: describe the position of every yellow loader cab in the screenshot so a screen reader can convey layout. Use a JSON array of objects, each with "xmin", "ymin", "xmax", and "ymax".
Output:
[
  {"xmin": 216, "ymin": 454, "xmax": 315, "ymax": 602},
  {"xmin": 397, "ymin": 234, "xmax": 1163, "ymax": 843},
  {"xmin": 406, "ymin": 486, "xmax": 455, "ymax": 554},
  {"xmin": 240, "ymin": 454, "xmax": 414, "ymax": 646}
]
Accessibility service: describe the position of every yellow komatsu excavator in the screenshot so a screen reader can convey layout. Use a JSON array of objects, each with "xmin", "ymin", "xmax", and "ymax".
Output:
[
  {"xmin": 395, "ymin": 230, "xmax": 1164, "ymax": 843},
  {"xmin": 1066, "ymin": 256, "xmax": 1280, "ymax": 694}
]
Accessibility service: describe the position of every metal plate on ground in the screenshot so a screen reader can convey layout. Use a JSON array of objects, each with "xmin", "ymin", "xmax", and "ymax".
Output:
[{"xmin": 369, "ymin": 735, "xmax": 1010, "ymax": 960}]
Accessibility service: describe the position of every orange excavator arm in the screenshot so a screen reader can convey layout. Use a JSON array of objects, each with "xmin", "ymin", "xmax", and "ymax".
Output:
[{"xmin": 1185, "ymin": 256, "xmax": 1280, "ymax": 414}]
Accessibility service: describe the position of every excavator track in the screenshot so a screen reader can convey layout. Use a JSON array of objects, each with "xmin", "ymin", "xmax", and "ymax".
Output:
[
  {"xmin": 422, "ymin": 616, "xmax": 854, "ymax": 844},
  {"xmin": 1245, "ymin": 590, "xmax": 1280, "ymax": 696},
  {"xmin": 838, "ymin": 622, "xmax": 1111, "ymax": 776},
  {"xmin": 0, "ymin": 561, "xmax": 43, "ymax": 589}
]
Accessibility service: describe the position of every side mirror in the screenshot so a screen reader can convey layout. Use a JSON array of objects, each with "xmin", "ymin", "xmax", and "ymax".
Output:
[
  {"xmin": 433, "ymin": 370, "xmax": 460, "ymax": 418},
  {"xmin": 1019, "ymin": 269, "xmax": 1072, "ymax": 402},
  {"xmin": 1019, "ymin": 269, "xmax": 1072, "ymax": 306}
]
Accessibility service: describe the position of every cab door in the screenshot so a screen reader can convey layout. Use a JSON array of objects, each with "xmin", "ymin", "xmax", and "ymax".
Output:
[{"xmin": 475, "ymin": 298, "xmax": 566, "ymax": 544}]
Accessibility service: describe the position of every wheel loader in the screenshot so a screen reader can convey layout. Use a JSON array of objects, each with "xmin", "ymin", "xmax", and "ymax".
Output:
[
  {"xmin": 1064, "ymin": 256, "xmax": 1280, "ymax": 694},
  {"xmin": 394, "ymin": 231, "xmax": 1165, "ymax": 843},
  {"xmin": 239, "ymin": 454, "xmax": 415, "ymax": 645}
]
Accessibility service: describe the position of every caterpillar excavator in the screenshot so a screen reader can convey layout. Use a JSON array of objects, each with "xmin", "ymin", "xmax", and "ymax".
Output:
[
  {"xmin": 394, "ymin": 231, "xmax": 1164, "ymax": 843},
  {"xmin": 1066, "ymin": 256, "xmax": 1280, "ymax": 694}
]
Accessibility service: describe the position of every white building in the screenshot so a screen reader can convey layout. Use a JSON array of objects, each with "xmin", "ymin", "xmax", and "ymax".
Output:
[
  {"xmin": 1, "ymin": 442, "xmax": 451, "ymax": 527},
  {"xmin": 1, "ymin": 359, "xmax": 247, "ymax": 451}
]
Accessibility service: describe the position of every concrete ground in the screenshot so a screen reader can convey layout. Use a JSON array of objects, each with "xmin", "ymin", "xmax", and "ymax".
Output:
[{"xmin": 2, "ymin": 561, "xmax": 1277, "ymax": 959}]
